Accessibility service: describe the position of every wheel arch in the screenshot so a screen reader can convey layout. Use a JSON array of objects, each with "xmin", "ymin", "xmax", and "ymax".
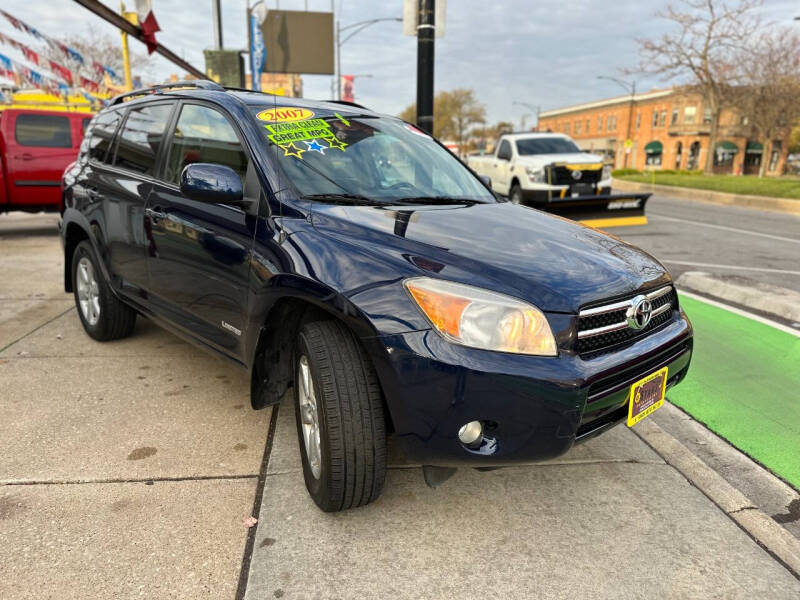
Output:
[
  {"xmin": 248, "ymin": 280, "xmax": 392, "ymax": 435},
  {"xmin": 63, "ymin": 220, "xmax": 90, "ymax": 293}
]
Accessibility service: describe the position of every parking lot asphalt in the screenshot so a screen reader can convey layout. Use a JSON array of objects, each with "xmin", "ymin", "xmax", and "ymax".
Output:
[
  {"xmin": 607, "ymin": 193, "xmax": 800, "ymax": 292},
  {"xmin": 2, "ymin": 211, "xmax": 799, "ymax": 599}
]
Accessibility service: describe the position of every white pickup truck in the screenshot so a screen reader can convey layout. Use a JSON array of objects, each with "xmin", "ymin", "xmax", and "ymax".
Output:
[{"xmin": 467, "ymin": 133, "xmax": 650, "ymax": 227}]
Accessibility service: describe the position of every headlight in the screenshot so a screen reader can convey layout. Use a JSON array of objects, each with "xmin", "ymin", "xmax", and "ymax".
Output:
[
  {"xmin": 404, "ymin": 277, "xmax": 557, "ymax": 356},
  {"xmin": 602, "ymin": 165, "xmax": 612, "ymax": 180},
  {"xmin": 525, "ymin": 166, "xmax": 546, "ymax": 182}
]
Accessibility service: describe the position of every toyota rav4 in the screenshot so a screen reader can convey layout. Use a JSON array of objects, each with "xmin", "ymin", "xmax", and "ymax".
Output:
[{"xmin": 60, "ymin": 82, "xmax": 693, "ymax": 512}]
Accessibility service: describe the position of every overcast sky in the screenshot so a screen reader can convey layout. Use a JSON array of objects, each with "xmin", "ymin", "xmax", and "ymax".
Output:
[{"xmin": 2, "ymin": 0, "xmax": 798, "ymax": 124}]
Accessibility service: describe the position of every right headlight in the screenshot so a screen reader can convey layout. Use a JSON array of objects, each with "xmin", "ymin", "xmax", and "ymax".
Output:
[
  {"xmin": 404, "ymin": 277, "xmax": 557, "ymax": 356},
  {"xmin": 525, "ymin": 166, "xmax": 546, "ymax": 182}
]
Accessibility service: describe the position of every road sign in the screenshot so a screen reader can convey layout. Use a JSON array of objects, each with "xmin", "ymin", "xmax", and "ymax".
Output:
[{"xmin": 624, "ymin": 139, "xmax": 633, "ymax": 149}]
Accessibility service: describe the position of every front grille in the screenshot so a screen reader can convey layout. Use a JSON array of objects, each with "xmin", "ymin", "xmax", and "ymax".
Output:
[
  {"xmin": 576, "ymin": 286, "xmax": 677, "ymax": 356},
  {"xmin": 546, "ymin": 164, "xmax": 603, "ymax": 186},
  {"xmin": 586, "ymin": 338, "xmax": 691, "ymax": 403}
]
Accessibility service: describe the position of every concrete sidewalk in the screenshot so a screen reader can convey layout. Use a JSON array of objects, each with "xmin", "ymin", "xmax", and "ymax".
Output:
[
  {"xmin": 1, "ymin": 215, "xmax": 270, "ymax": 599},
  {"xmin": 243, "ymin": 400, "xmax": 800, "ymax": 599}
]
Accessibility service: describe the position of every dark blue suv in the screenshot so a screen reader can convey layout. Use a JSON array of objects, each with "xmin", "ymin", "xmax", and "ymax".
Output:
[{"xmin": 61, "ymin": 82, "xmax": 692, "ymax": 512}]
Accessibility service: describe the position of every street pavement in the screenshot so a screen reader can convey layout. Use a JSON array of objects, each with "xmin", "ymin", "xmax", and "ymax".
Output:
[
  {"xmin": 608, "ymin": 194, "xmax": 800, "ymax": 293},
  {"xmin": 2, "ymin": 209, "xmax": 799, "ymax": 599}
]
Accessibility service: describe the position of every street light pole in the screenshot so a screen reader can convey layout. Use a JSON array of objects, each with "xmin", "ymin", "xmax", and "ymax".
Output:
[
  {"xmin": 513, "ymin": 101, "xmax": 541, "ymax": 130},
  {"xmin": 597, "ymin": 75, "xmax": 636, "ymax": 168},
  {"xmin": 336, "ymin": 17, "xmax": 402, "ymax": 100}
]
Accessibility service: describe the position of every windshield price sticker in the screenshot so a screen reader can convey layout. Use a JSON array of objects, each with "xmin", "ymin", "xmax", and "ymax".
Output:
[{"xmin": 263, "ymin": 117, "xmax": 348, "ymax": 159}]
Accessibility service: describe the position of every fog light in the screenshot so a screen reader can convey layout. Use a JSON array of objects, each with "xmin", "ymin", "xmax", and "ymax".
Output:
[{"xmin": 458, "ymin": 421, "xmax": 483, "ymax": 446}]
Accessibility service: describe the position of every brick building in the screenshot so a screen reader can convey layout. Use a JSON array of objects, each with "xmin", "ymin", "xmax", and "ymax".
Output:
[{"xmin": 538, "ymin": 89, "xmax": 789, "ymax": 175}]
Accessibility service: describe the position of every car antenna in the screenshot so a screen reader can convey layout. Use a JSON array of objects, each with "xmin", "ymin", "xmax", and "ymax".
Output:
[{"xmin": 273, "ymin": 90, "xmax": 287, "ymax": 245}]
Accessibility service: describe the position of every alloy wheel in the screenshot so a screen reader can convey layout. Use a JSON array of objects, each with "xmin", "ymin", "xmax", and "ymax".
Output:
[
  {"xmin": 76, "ymin": 256, "xmax": 101, "ymax": 326},
  {"xmin": 298, "ymin": 355, "xmax": 322, "ymax": 479}
]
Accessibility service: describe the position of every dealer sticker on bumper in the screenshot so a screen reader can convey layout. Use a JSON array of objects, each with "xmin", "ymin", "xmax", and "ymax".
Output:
[{"xmin": 626, "ymin": 366, "xmax": 668, "ymax": 427}]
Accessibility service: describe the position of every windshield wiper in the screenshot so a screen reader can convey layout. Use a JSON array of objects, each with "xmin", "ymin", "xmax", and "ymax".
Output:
[
  {"xmin": 304, "ymin": 193, "xmax": 390, "ymax": 206},
  {"xmin": 389, "ymin": 196, "xmax": 488, "ymax": 205}
]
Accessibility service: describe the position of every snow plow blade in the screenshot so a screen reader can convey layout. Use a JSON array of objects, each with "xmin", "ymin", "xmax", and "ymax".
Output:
[{"xmin": 539, "ymin": 193, "xmax": 651, "ymax": 228}]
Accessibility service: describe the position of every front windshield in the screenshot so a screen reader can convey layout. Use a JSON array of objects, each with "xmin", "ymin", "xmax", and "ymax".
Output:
[
  {"xmin": 249, "ymin": 105, "xmax": 495, "ymax": 203},
  {"xmin": 516, "ymin": 137, "xmax": 581, "ymax": 155}
]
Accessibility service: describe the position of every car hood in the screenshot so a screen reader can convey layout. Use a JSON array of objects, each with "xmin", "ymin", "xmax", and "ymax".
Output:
[
  {"xmin": 515, "ymin": 152, "xmax": 604, "ymax": 166},
  {"xmin": 309, "ymin": 202, "xmax": 670, "ymax": 313}
]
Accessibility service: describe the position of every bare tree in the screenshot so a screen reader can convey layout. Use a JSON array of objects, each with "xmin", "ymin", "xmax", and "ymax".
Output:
[
  {"xmin": 400, "ymin": 89, "xmax": 486, "ymax": 155},
  {"xmin": 732, "ymin": 29, "xmax": 800, "ymax": 176},
  {"xmin": 634, "ymin": 0, "xmax": 761, "ymax": 174},
  {"xmin": 470, "ymin": 121, "xmax": 514, "ymax": 154}
]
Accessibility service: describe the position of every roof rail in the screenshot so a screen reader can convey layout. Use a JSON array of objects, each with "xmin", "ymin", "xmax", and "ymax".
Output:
[
  {"xmin": 109, "ymin": 80, "xmax": 224, "ymax": 106},
  {"xmin": 325, "ymin": 99, "xmax": 368, "ymax": 110}
]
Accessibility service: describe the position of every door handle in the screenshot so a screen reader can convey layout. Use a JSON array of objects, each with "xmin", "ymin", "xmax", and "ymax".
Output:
[
  {"xmin": 14, "ymin": 153, "xmax": 34, "ymax": 161},
  {"xmin": 145, "ymin": 207, "xmax": 166, "ymax": 223}
]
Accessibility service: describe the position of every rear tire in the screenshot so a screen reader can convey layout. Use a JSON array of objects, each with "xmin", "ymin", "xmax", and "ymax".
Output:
[
  {"xmin": 294, "ymin": 320, "xmax": 386, "ymax": 512},
  {"xmin": 72, "ymin": 241, "xmax": 136, "ymax": 341}
]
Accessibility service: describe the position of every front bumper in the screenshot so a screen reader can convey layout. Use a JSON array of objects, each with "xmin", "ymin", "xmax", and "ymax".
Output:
[
  {"xmin": 521, "ymin": 178, "xmax": 613, "ymax": 204},
  {"xmin": 366, "ymin": 310, "xmax": 692, "ymax": 467}
]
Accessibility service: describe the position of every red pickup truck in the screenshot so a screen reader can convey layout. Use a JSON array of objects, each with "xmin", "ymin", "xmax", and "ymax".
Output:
[{"xmin": 0, "ymin": 108, "xmax": 91, "ymax": 213}]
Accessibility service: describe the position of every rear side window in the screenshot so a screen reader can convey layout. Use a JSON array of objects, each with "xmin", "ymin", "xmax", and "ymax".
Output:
[
  {"xmin": 113, "ymin": 103, "xmax": 173, "ymax": 176},
  {"xmin": 15, "ymin": 114, "xmax": 72, "ymax": 148},
  {"xmin": 88, "ymin": 110, "xmax": 122, "ymax": 163},
  {"xmin": 164, "ymin": 104, "xmax": 247, "ymax": 184}
]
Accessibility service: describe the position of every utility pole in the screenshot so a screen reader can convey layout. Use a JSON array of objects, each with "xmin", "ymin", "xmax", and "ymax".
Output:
[
  {"xmin": 212, "ymin": 0, "xmax": 223, "ymax": 49},
  {"xmin": 119, "ymin": 2, "xmax": 137, "ymax": 91},
  {"xmin": 416, "ymin": 0, "xmax": 435, "ymax": 134},
  {"xmin": 597, "ymin": 76, "xmax": 636, "ymax": 168}
]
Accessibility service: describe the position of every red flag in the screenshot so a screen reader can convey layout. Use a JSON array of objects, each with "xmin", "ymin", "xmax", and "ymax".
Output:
[
  {"xmin": 134, "ymin": 0, "xmax": 161, "ymax": 54},
  {"xmin": 20, "ymin": 45, "xmax": 39, "ymax": 65},
  {"xmin": 92, "ymin": 61, "xmax": 105, "ymax": 76},
  {"xmin": 49, "ymin": 60, "xmax": 73, "ymax": 85},
  {"xmin": 80, "ymin": 76, "xmax": 99, "ymax": 93},
  {"xmin": 341, "ymin": 75, "xmax": 355, "ymax": 103}
]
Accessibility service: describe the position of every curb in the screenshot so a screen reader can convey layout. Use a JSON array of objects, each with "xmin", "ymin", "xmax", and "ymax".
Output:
[
  {"xmin": 612, "ymin": 178, "xmax": 800, "ymax": 215},
  {"xmin": 676, "ymin": 271, "xmax": 800, "ymax": 323},
  {"xmin": 633, "ymin": 418, "xmax": 800, "ymax": 578}
]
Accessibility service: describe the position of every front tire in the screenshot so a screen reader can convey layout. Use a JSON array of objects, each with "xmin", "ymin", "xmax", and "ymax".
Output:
[
  {"xmin": 510, "ymin": 183, "xmax": 523, "ymax": 205},
  {"xmin": 294, "ymin": 320, "xmax": 386, "ymax": 512},
  {"xmin": 72, "ymin": 241, "xmax": 136, "ymax": 341}
]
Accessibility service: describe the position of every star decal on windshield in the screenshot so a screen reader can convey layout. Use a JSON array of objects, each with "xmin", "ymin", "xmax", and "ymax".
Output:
[
  {"xmin": 280, "ymin": 142, "xmax": 305, "ymax": 159},
  {"xmin": 305, "ymin": 139, "xmax": 328, "ymax": 154},
  {"xmin": 326, "ymin": 137, "xmax": 348, "ymax": 151}
]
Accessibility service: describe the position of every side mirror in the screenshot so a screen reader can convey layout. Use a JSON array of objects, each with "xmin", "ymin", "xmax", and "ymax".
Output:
[
  {"xmin": 479, "ymin": 174, "xmax": 492, "ymax": 187},
  {"xmin": 180, "ymin": 163, "xmax": 243, "ymax": 205}
]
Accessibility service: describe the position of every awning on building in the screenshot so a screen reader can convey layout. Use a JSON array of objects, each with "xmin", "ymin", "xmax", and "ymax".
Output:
[
  {"xmin": 745, "ymin": 141, "xmax": 763, "ymax": 154},
  {"xmin": 644, "ymin": 140, "xmax": 663, "ymax": 155},
  {"xmin": 715, "ymin": 140, "xmax": 739, "ymax": 153}
]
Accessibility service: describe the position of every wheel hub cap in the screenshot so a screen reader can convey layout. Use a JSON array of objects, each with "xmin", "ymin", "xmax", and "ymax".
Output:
[
  {"xmin": 76, "ymin": 257, "xmax": 100, "ymax": 326},
  {"xmin": 298, "ymin": 356, "xmax": 321, "ymax": 479}
]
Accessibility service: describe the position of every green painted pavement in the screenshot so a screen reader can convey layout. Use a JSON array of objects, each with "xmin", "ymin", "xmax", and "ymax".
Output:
[{"xmin": 667, "ymin": 294, "xmax": 800, "ymax": 489}]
